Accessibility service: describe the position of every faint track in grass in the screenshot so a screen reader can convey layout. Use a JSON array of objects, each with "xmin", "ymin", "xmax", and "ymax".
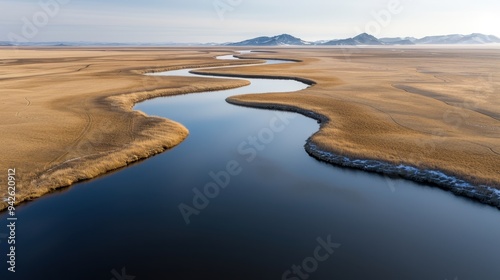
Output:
[
  {"xmin": 127, "ymin": 114, "xmax": 136, "ymax": 143},
  {"xmin": 45, "ymin": 98, "xmax": 95, "ymax": 170},
  {"xmin": 15, "ymin": 97, "xmax": 31, "ymax": 117}
]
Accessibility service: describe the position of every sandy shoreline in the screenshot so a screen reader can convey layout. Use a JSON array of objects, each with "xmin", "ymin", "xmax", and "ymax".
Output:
[{"xmin": 1, "ymin": 47, "xmax": 499, "ymax": 211}]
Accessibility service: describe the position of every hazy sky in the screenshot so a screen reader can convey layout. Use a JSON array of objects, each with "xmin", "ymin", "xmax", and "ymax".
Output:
[{"xmin": 1, "ymin": 0, "xmax": 499, "ymax": 43}]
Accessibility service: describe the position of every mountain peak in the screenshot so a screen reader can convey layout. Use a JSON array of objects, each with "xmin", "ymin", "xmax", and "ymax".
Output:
[
  {"xmin": 354, "ymin": 33, "xmax": 374, "ymax": 38},
  {"xmin": 353, "ymin": 33, "xmax": 382, "ymax": 45},
  {"xmin": 275, "ymin": 34, "xmax": 295, "ymax": 38},
  {"xmin": 228, "ymin": 34, "xmax": 308, "ymax": 46}
]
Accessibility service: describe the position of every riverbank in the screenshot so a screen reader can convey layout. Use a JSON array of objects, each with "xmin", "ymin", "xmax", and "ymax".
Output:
[
  {"xmin": 217, "ymin": 48, "xmax": 500, "ymax": 208},
  {"xmin": 0, "ymin": 48, "xmax": 254, "ymax": 210},
  {"xmin": 1, "ymin": 47, "xmax": 499, "ymax": 211},
  {"xmin": 227, "ymin": 97, "xmax": 500, "ymax": 208}
]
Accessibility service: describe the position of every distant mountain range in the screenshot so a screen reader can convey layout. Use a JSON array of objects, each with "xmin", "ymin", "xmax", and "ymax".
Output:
[
  {"xmin": 413, "ymin": 33, "xmax": 500, "ymax": 44},
  {"xmin": 227, "ymin": 33, "xmax": 500, "ymax": 46},
  {"xmin": 1, "ymin": 33, "xmax": 499, "ymax": 47}
]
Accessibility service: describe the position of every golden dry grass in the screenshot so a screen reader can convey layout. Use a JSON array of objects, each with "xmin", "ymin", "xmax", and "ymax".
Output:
[
  {"xmin": 0, "ymin": 47, "xmax": 252, "ymax": 210},
  {"xmin": 1, "ymin": 47, "xmax": 499, "ymax": 210},
  {"xmin": 219, "ymin": 47, "xmax": 500, "ymax": 189}
]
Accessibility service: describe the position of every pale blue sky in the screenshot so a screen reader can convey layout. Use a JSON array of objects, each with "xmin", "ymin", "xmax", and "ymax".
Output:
[{"xmin": 1, "ymin": 0, "xmax": 499, "ymax": 43}]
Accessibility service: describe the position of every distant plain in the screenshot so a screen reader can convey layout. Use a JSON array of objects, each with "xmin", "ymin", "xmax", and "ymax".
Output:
[{"xmin": 0, "ymin": 46, "xmax": 498, "ymax": 209}]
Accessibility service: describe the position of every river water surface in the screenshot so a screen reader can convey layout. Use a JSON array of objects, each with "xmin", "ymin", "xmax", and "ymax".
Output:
[{"xmin": 1, "ymin": 53, "xmax": 499, "ymax": 280}]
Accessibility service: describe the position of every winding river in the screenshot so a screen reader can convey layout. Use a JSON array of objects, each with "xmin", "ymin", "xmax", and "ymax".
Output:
[{"xmin": 1, "ymin": 52, "xmax": 500, "ymax": 280}]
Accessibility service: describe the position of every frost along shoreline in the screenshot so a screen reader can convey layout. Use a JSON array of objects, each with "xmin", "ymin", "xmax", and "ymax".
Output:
[
  {"xmin": 305, "ymin": 142, "xmax": 500, "ymax": 208},
  {"xmin": 220, "ymin": 52, "xmax": 500, "ymax": 210}
]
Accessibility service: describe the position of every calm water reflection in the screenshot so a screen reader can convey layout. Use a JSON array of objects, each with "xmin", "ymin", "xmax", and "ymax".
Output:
[{"xmin": 1, "ymin": 55, "xmax": 499, "ymax": 280}]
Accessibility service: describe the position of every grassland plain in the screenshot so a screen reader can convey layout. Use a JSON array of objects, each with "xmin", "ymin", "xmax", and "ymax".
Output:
[
  {"xmin": 0, "ymin": 47, "xmax": 499, "ymax": 210},
  {"xmin": 218, "ymin": 47, "xmax": 500, "ymax": 207},
  {"xmin": 0, "ymin": 47, "xmax": 256, "ymax": 210}
]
